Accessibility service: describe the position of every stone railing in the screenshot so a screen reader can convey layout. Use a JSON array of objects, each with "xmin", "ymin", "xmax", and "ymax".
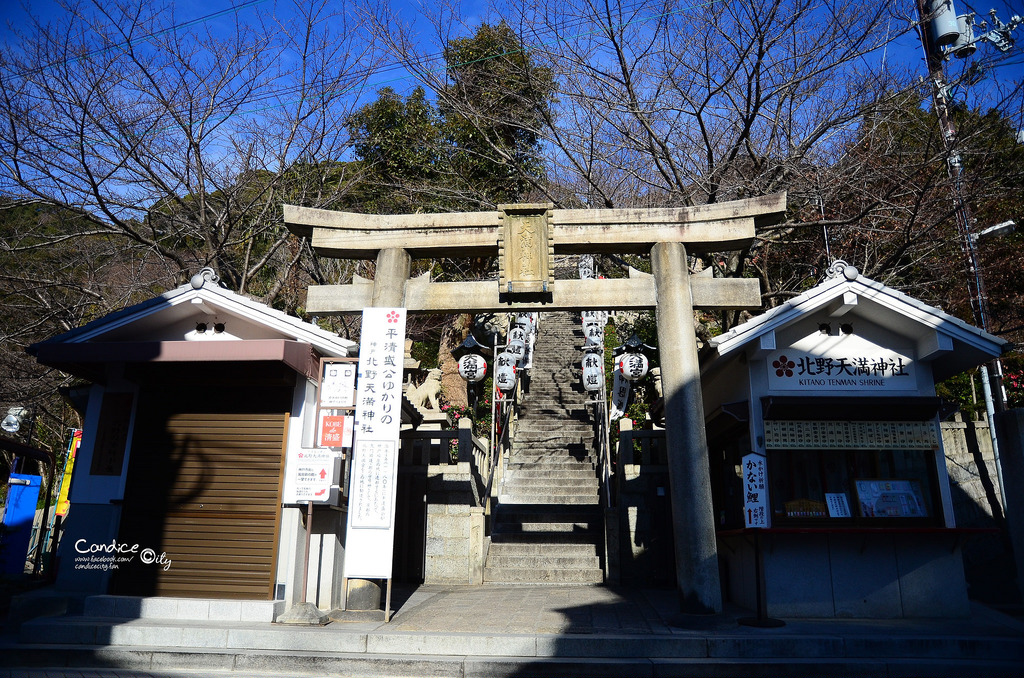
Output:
[{"xmin": 616, "ymin": 418, "xmax": 668, "ymax": 465}]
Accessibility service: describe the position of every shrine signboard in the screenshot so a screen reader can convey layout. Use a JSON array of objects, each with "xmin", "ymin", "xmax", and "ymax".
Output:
[
  {"xmin": 497, "ymin": 204, "xmax": 554, "ymax": 294},
  {"xmin": 742, "ymin": 453, "xmax": 768, "ymax": 528},
  {"xmin": 766, "ymin": 335, "xmax": 916, "ymax": 392},
  {"xmin": 343, "ymin": 307, "xmax": 406, "ymax": 580}
]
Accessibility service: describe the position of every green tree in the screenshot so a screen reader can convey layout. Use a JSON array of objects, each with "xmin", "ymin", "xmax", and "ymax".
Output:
[
  {"xmin": 439, "ymin": 21, "xmax": 555, "ymax": 206},
  {"xmin": 345, "ymin": 87, "xmax": 442, "ymax": 214},
  {"xmin": 359, "ymin": 19, "xmax": 556, "ymax": 210}
]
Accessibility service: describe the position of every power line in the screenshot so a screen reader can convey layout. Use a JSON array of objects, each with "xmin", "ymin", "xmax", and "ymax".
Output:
[{"xmin": 12, "ymin": 0, "xmax": 272, "ymax": 79}]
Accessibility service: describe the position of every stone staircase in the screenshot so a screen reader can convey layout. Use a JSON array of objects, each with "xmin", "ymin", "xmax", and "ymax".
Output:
[{"xmin": 484, "ymin": 312, "xmax": 605, "ymax": 584}]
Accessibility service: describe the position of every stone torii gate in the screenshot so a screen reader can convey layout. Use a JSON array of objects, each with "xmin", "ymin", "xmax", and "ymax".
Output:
[{"xmin": 285, "ymin": 194, "xmax": 786, "ymax": 614}]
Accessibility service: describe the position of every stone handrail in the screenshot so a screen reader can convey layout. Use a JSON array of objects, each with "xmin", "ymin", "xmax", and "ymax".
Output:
[
  {"xmin": 617, "ymin": 419, "xmax": 668, "ymax": 466},
  {"xmin": 400, "ymin": 424, "xmax": 490, "ymax": 507},
  {"xmin": 490, "ymin": 380, "xmax": 518, "ymax": 508}
]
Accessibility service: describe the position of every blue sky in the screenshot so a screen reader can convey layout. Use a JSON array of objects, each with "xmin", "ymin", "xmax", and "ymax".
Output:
[
  {"xmin": 2, "ymin": 0, "xmax": 1016, "ymax": 84},
  {"xmin": 1, "ymin": 0, "xmax": 1019, "ymax": 130}
]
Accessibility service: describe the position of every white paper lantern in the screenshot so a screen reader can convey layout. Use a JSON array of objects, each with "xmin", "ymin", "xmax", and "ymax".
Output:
[
  {"xmin": 458, "ymin": 354, "xmax": 488, "ymax": 383},
  {"xmin": 578, "ymin": 255, "xmax": 595, "ymax": 279},
  {"xmin": 516, "ymin": 313, "xmax": 537, "ymax": 334},
  {"xmin": 509, "ymin": 326, "xmax": 527, "ymax": 343},
  {"xmin": 506, "ymin": 338, "xmax": 527, "ymax": 364},
  {"xmin": 616, "ymin": 353, "xmax": 649, "ymax": 381},
  {"xmin": 495, "ymin": 352, "xmax": 518, "ymax": 391},
  {"xmin": 582, "ymin": 352, "xmax": 604, "ymax": 392},
  {"xmin": 584, "ymin": 322, "xmax": 604, "ymax": 347}
]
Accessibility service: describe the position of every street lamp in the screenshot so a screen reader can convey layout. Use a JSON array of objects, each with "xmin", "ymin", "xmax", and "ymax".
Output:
[
  {"xmin": 975, "ymin": 220, "xmax": 1016, "ymax": 242},
  {"xmin": 2, "ymin": 406, "xmax": 33, "ymax": 439},
  {"xmin": 967, "ymin": 219, "xmax": 1015, "ymax": 512},
  {"xmin": 2, "ymin": 405, "xmax": 37, "ymax": 473}
]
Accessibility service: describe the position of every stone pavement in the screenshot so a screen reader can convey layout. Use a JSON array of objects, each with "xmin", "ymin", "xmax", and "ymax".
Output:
[{"xmin": 2, "ymin": 584, "xmax": 1024, "ymax": 678}]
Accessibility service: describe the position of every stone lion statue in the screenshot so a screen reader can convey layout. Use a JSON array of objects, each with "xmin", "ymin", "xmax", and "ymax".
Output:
[{"xmin": 406, "ymin": 368, "xmax": 443, "ymax": 411}]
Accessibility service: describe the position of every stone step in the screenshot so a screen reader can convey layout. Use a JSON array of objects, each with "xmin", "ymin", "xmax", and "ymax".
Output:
[
  {"xmin": 482, "ymin": 566, "xmax": 604, "ymax": 584},
  {"xmin": 500, "ymin": 485, "xmax": 597, "ymax": 495},
  {"xmin": 502, "ymin": 476, "xmax": 597, "ymax": 487},
  {"xmin": 518, "ymin": 401, "xmax": 590, "ymax": 411},
  {"xmin": 500, "ymin": 483, "xmax": 597, "ymax": 493},
  {"xmin": 515, "ymin": 420, "xmax": 592, "ymax": 430},
  {"xmin": 506, "ymin": 464, "xmax": 596, "ymax": 474},
  {"xmin": 512, "ymin": 439, "xmax": 592, "ymax": 451},
  {"xmin": 515, "ymin": 429, "xmax": 591, "ymax": 439},
  {"xmin": 512, "ymin": 441, "xmax": 592, "ymax": 451},
  {"xmin": 499, "ymin": 493, "xmax": 600, "ymax": 505},
  {"xmin": 499, "ymin": 482, "xmax": 598, "ymax": 493},
  {"xmin": 508, "ymin": 452, "xmax": 591, "ymax": 461},
  {"xmin": 504, "ymin": 467, "xmax": 598, "ymax": 479},
  {"xmin": 492, "ymin": 519, "xmax": 600, "ymax": 533},
  {"xmin": 517, "ymin": 413, "xmax": 588, "ymax": 423},
  {"xmin": 486, "ymin": 541, "xmax": 598, "ymax": 557},
  {"xmin": 9, "ymin": 614, "xmax": 1024, "ymax": 676},
  {"xmin": 507, "ymin": 463, "xmax": 596, "ymax": 473},
  {"xmin": 492, "ymin": 510, "xmax": 602, "ymax": 528},
  {"xmin": 501, "ymin": 477, "xmax": 598, "ymax": 489},
  {"xmin": 500, "ymin": 486, "xmax": 597, "ymax": 495},
  {"xmin": 485, "ymin": 554, "xmax": 602, "ymax": 569}
]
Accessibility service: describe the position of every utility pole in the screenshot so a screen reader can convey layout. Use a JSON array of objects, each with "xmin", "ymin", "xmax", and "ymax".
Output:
[
  {"xmin": 913, "ymin": 0, "xmax": 1017, "ymax": 505},
  {"xmin": 914, "ymin": 0, "xmax": 994, "ymax": 374}
]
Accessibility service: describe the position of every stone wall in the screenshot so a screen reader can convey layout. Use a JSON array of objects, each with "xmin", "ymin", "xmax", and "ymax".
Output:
[
  {"xmin": 615, "ymin": 463, "xmax": 675, "ymax": 587},
  {"xmin": 423, "ymin": 462, "xmax": 485, "ymax": 585},
  {"xmin": 940, "ymin": 415, "xmax": 1019, "ymax": 605}
]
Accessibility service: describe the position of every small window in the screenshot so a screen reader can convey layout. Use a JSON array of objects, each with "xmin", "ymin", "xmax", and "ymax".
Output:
[{"xmin": 766, "ymin": 448, "xmax": 941, "ymax": 527}]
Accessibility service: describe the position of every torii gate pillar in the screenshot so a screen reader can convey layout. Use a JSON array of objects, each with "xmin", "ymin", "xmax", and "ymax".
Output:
[
  {"xmin": 652, "ymin": 241, "xmax": 721, "ymax": 614},
  {"xmin": 371, "ymin": 248, "xmax": 411, "ymax": 307},
  {"xmin": 345, "ymin": 247, "xmax": 412, "ymax": 612}
]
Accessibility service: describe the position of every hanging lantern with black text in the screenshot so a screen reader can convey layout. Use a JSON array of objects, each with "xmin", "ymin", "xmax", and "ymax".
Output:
[
  {"xmin": 616, "ymin": 352, "xmax": 649, "ymax": 382},
  {"xmin": 458, "ymin": 354, "xmax": 488, "ymax": 383},
  {"xmin": 495, "ymin": 351, "xmax": 518, "ymax": 391},
  {"xmin": 506, "ymin": 337, "xmax": 527, "ymax": 364},
  {"xmin": 583, "ymin": 322, "xmax": 604, "ymax": 347},
  {"xmin": 578, "ymin": 254, "xmax": 595, "ymax": 279},
  {"xmin": 581, "ymin": 309, "xmax": 606, "ymax": 327},
  {"xmin": 516, "ymin": 313, "xmax": 537, "ymax": 335},
  {"xmin": 582, "ymin": 351, "xmax": 604, "ymax": 392}
]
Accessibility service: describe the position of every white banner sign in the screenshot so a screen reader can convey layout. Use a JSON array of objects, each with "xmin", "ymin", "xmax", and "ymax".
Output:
[
  {"xmin": 343, "ymin": 307, "xmax": 406, "ymax": 580},
  {"xmin": 610, "ymin": 369, "xmax": 631, "ymax": 419},
  {"xmin": 350, "ymin": 440, "xmax": 398, "ymax": 529},
  {"xmin": 742, "ymin": 453, "xmax": 769, "ymax": 528}
]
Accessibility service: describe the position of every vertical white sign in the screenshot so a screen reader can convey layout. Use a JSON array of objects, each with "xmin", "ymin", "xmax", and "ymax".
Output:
[
  {"xmin": 609, "ymin": 369, "xmax": 631, "ymax": 419},
  {"xmin": 343, "ymin": 307, "xmax": 406, "ymax": 580},
  {"xmin": 742, "ymin": 453, "xmax": 769, "ymax": 528}
]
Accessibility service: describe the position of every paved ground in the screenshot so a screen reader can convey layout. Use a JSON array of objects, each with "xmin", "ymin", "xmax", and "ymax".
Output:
[
  {"xmin": 384, "ymin": 584, "xmax": 676, "ymax": 634},
  {"xmin": 2, "ymin": 584, "xmax": 1024, "ymax": 678}
]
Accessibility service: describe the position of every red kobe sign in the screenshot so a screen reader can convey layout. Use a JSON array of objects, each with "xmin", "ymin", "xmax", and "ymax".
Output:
[{"xmin": 320, "ymin": 414, "xmax": 352, "ymax": 448}]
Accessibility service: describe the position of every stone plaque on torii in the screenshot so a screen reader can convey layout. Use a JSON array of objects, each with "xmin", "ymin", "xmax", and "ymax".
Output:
[{"xmin": 285, "ymin": 193, "xmax": 786, "ymax": 615}]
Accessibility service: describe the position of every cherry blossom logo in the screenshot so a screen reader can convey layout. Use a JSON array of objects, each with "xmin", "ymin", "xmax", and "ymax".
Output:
[
  {"xmin": 772, "ymin": 355, "xmax": 795, "ymax": 377},
  {"xmin": 386, "ymin": 311, "xmax": 401, "ymax": 324}
]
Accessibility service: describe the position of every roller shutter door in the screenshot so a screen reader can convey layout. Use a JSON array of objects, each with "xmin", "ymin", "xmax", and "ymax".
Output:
[{"xmin": 113, "ymin": 412, "xmax": 287, "ymax": 599}]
